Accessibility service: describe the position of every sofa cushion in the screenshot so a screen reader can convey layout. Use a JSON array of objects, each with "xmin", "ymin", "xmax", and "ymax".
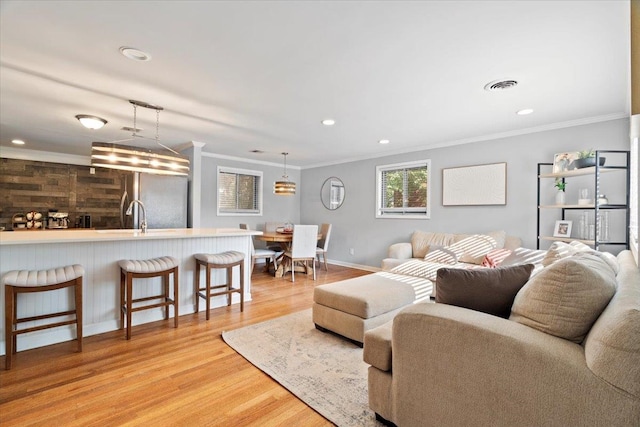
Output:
[
  {"xmin": 435, "ymin": 264, "xmax": 534, "ymax": 318},
  {"xmin": 510, "ymin": 253, "xmax": 617, "ymax": 343},
  {"xmin": 584, "ymin": 250, "xmax": 640, "ymax": 398},
  {"xmin": 313, "ymin": 273, "xmax": 416, "ymax": 319},
  {"xmin": 451, "ymin": 231, "xmax": 506, "ymax": 265},
  {"xmin": 411, "ymin": 231, "xmax": 456, "ymax": 258},
  {"xmin": 541, "ymin": 240, "xmax": 591, "ymax": 266},
  {"xmin": 423, "ymin": 246, "xmax": 461, "ymax": 264},
  {"xmin": 363, "ymin": 321, "xmax": 393, "ymax": 372}
]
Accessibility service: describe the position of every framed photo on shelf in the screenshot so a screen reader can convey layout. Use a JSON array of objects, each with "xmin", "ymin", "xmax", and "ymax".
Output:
[
  {"xmin": 553, "ymin": 220, "xmax": 572, "ymax": 238},
  {"xmin": 552, "ymin": 152, "xmax": 579, "ymax": 173}
]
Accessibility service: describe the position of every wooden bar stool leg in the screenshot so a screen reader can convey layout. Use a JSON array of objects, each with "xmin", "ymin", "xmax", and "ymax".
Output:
[
  {"xmin": 173, "ymin": 267, "xmax": 179, "ymax": 328},
  {"xmin": 126, "ymin": 272, "xmax": 133, "ymax": 340},
  {"xmin": 239, "ymin": 262, "xmax": 245, "ymax": 312},
  {"xmin": 205, "ymin": 264, "xmax": 211, "ymax": 321},
  {"xmin": 120, "ymin": 270, "xmax": 125, "ymax": 331},
  {"xmin": 163, "ymin": 273, "xmax": 169, "ymax": 320},
  {"xmin": 75, "ymin": 277, "xmax": 83, "ymax": 352},
  {"xmin": 5, "ymin": 285, "xmax": 14, "ymax": 370},
  {"xmin": 195, "ymin": 260, "xmax": 201, "ymax": 314},
  {"xmin": 227, "ymin": 266, "xmax": 233, "ymax": 307}
]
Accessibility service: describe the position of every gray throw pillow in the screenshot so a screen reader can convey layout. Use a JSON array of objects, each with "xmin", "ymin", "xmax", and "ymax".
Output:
[
  {"xmin": 510, "ymin": 253, "xmax": 617, "ymax": 343},
  {"xmin": 435, "ymin": 264, "xmax": 534, "ymax": 318}
]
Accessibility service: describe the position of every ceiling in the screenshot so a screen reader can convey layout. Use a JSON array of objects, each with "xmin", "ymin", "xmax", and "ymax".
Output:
[{"xmin": 0, "ymin": 1, "xmax": 630, "ymax": 168}]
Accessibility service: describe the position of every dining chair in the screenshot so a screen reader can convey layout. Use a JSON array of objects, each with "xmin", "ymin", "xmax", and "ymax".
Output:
[
  {"xmin": 239, "ymin": 224, "xmax": 278, "ymax": 273},
  {"xmin": 283, "ymin": 224, "xmax": 318, "ymax": 282},
  {"xmin": 316, "ymin": 223, "xmax": 332, "ymax": 271},
  {"xmin": 264, "ymin": 222, "xmax": 285, "ymax": 252}
]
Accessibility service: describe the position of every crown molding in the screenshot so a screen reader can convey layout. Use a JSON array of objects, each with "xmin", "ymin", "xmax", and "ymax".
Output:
[
  {"xmin": 302, "ymin": 113, "xmax": 629, "ymax": 170},
  {"xmin": 0, "ymin": 146, "xmax": 90, "ymax": 166}
]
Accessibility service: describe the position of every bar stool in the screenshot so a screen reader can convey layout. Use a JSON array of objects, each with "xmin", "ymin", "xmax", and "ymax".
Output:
[
  {"xmin": 3, "ymin": 264, "xmax": 84, "ymax": 370},
  {"xmin": 118, "ymin": 256, "xmax": 179, "ymax": 340},
  {"xmin": 194, "ymin": 251, "xmax": 245, "ymax": 320}
]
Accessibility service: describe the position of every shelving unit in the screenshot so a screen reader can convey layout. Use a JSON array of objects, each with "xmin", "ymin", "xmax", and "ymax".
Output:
[{"xmin": 537, "ymin": 150, "xmax": 630, "ymax": 251}]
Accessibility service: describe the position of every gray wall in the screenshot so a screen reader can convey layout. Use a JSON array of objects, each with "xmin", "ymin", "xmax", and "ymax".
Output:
[
  {"xmin": 301, "ymin": 118, "xmax": 630, "ymax": 268},
  {"xmin": 198, "ymin": 154, "xmax": 301, "ymax": 231}
]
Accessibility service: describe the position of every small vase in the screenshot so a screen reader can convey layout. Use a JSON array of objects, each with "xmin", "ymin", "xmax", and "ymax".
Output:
[{"xmin": 555, "ymin": 191, "xmax": 566, "ymax": 205}]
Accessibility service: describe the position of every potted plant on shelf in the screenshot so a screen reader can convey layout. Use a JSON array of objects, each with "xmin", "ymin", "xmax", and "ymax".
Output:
[
  {"xmin": 573, "ymin": 149, "xmax": 605, "ymax": 169},
  {"xmin": 554, "ymin": 178, "xmax": 566, "ymax": 205}
]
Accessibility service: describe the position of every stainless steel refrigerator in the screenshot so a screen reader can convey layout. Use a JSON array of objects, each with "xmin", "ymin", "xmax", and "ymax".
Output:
[{"xmin": 120, "ymin": 172, "xmax": 188, "ymax": 229}]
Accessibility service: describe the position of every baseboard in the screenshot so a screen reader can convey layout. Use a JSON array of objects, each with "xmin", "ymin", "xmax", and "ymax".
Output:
[{"xmin": 325, "ymin": 259, "xmax": 380, "ymax": 273}]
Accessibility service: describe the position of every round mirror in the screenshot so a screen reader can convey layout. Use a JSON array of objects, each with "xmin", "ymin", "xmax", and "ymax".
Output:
[{"xmin": 321, "ymin": 176, "xmax": 345, "ymax": 210}]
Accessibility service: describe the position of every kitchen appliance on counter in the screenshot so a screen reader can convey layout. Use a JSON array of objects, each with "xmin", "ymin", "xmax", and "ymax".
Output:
[
  {"xmin": 120, "ymin": 172, "xmax": 188, "ymax": 229},
  {"xmin": 48, "ymin": 211, "xmax": 69, "ymax": 229}
]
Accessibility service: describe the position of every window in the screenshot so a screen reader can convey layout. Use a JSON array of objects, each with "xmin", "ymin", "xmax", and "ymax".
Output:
[
  {"xmin": 217, "ymin": 166, "xmax": 263, "ymax": 216},
  {"xmin": 376, "ymin": 160, "xmax": 431, "ymax": 219}
]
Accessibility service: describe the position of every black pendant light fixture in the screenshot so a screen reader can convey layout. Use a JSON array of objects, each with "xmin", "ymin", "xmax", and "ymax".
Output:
[{"xmin": 90, "ymin": 100, "xmax": 189, "ymax": 176}]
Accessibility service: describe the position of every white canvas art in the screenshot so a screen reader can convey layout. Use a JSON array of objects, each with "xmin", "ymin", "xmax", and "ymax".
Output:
[{"xmin": 442, "ymin": 162, "xmax": 507, "ymax": 206}]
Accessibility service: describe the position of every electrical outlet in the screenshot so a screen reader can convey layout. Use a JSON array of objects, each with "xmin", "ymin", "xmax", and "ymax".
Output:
[
  {"xmin": 349, "ymin": 248, "xmax": 355, "ymax": 255},
  {"xmin": 89, "ymin": 167, "xmax": 95, "ymax": 175}
]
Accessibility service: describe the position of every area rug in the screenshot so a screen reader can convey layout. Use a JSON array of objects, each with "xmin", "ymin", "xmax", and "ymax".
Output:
[{"xmin": 222, "ymin": 309, "xmax": 383, "ymax": 426}]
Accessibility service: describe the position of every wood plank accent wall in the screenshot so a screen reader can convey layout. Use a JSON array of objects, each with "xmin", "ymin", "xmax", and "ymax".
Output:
[{"xmin": 0, "ymin": 158, "xmax": 126, "ymax": 230}]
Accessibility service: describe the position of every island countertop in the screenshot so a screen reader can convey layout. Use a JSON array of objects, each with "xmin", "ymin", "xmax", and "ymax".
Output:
[{"xmin": 0, "ymin": 227, "xmax": 262, "ymax": 245}]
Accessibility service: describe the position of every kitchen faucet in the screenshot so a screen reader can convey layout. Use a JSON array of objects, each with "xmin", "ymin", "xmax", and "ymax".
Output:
[{"xmin": 126, "ymin": 199, "xmax": 147, "ymax": 233}]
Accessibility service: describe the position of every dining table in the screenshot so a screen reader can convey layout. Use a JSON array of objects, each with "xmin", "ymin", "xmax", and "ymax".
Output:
[{"xmin": 256, "ymin": 230, "xmax": 322, "ymax": 278}]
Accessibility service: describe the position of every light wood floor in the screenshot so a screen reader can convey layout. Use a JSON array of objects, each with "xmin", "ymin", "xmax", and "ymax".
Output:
[{"xmin": 0, "ymin": 264, "xmax": 371, "ymax": 426}]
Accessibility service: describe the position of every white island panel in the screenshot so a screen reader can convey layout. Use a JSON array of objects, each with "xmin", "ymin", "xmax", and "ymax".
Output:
[{"xmin": 0, "ymin": 228, "xmax": 259, "ymax": 354}]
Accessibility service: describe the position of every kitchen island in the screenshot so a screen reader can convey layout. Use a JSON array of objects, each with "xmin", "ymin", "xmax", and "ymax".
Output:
[{"xmin": 0, "ymin": 228, "xmax": 260, "ymax": 354}]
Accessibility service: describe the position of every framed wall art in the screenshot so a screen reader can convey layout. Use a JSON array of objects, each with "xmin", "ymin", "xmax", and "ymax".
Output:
[{"xmin": 442, "ymin": 162, "xmax": 507, "ymax": 206}]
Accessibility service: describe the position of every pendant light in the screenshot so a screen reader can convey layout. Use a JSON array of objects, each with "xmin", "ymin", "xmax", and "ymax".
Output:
[
  {"xmin": 274, "ymin": 152, "xmax": 296, "ymax": 195},
  {"xmin": 91, "ymin": 100, "xmax": 189, "ymax": 176}
]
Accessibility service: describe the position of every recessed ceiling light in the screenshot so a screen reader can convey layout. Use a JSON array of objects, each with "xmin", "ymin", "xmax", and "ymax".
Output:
[
  {"xmin": 516, "ymin": 108, "xmax": 534, "ymax": 115},
  {"xmin": 75, "ymin": 115, "xmax": 107, "ymax": 129},
  {"xmin": 11, "ymin": 139, "xmax": 25, "ymax": 145},
  {"xmin": 321, "ymin": 119, "xmax": 336, "ymax": 126},
  {"xmin": 378, "ymin": 139, "xmax": 390, "ymax": 144},
  {"xmin": 119, "ymin": 46, "xmax": 151, "ymax": 61}
]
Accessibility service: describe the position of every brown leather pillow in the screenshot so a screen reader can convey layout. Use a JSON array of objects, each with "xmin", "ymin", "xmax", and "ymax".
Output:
[{"xmin": 435, "ymin": 264, "xmax": 534, "ymax": 318}]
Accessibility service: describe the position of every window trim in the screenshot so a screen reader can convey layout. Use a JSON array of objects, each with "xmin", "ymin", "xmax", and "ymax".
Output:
[
  {"xmin": 376, "ymin": 159, "xmax": 431, "ymax": 219},
  {"xmin": 216, "ymin": 166, "xmax": 263, "ymax": 216}
]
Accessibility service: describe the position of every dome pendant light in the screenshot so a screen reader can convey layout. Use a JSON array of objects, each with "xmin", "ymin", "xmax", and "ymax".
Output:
[{"xmin": 274, "ymin": 152, "xmax": 296, "ymax": 195}]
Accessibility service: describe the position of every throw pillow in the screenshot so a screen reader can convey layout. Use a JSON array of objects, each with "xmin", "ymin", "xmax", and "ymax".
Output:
[
  {"xmin": 451, "ymin": 232, "xmax": 505, "ymax": 265},
  {"xmin": 435, "ymin": 264, "xmax": 535, "ymax": 318},
  {"xmin": 411, "ymin": 231, "xmax": 456, "ymax": 258},
  {"xmin": 481, "ymin": 248, "xmax": 512, "ymax": 268},
  {"xmin": 541, "ymin": 240, "xmax": 591, "ymax": 267},
  {"xmin": 509, "ymin": 253, "xmax": 617, "ymax": 343}
]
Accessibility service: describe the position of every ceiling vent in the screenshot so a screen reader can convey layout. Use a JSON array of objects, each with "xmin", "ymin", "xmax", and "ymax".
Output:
[{"xmin": 484, "ymin": 79, "xmax": 518, "ymax": 91}]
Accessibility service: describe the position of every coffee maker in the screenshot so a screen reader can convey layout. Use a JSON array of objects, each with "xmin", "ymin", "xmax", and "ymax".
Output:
[{"xmin": 48, "ymin": 211, "xmax": 69, "ymax": 229}]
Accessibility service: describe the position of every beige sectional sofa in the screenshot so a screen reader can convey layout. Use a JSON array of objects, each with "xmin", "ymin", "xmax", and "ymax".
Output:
[
  {"xmin": 364, "ymin": 249, "xmax": 640, "ymax": 426},
  {"xmin": 381, "ymin": 230, "xmax": 522, "ymax": 271},
  {"xmin": 313, "ymin": 230, "xmax": 520, "ymax": 344}
]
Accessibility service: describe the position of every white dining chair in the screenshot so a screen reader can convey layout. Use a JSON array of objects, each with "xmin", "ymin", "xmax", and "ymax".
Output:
[
  {"xmin": 283, "ymin": 224, "xmax": 318, "ymax": 282},
  {"xmin": 316, "ymin": 223, "xmax": 332, "ymax": 271},
  {"xmin": 239, "ymin": 224, "xmax": 278, "ymax": 273}
]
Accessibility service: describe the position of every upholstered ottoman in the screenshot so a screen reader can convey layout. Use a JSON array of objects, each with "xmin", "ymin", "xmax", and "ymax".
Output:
[{"xmin": 312, "ymin": 273, "xmax": 418, "ymax": 345}]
